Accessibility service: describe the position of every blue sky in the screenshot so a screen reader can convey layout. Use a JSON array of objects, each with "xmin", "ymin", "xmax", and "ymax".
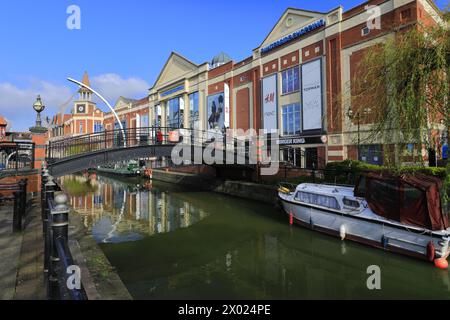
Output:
[{"xmin": 0, "ymin": 0, "xmax": 448, "ymax": 131}]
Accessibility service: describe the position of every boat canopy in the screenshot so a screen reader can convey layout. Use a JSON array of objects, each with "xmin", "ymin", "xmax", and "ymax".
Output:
[{"xmin": 355, "ymin": 172, "xmax": 448, "ymax": 231}]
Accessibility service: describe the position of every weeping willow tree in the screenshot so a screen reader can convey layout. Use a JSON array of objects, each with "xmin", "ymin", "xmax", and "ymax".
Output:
[{"xmin": 346, "ymin": 12, "xmax": 449, "ymax": 166}]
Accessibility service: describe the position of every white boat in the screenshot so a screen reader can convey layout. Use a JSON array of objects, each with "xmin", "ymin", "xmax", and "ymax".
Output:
[{"xmin": 278, "ymin": 172, "xmax": 450, "ymax": 264}]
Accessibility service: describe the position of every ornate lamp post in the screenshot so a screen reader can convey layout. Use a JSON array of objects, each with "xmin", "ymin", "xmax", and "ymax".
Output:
[
  {"xmin": 347, "ymin": 107, "xmax": 371, "ymax": 160},
  {"xmin": 33, "ymin": 95, "xmax": 45, "ymax": 127},
  {"xmin": 30, "ymin": 95, "xmax": 48, "ymax": 134}
]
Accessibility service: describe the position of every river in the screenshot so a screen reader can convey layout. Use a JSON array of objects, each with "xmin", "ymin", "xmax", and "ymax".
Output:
[{"xmin": 61, "ymin": 173, "xmax": 450, "ymax": 300}]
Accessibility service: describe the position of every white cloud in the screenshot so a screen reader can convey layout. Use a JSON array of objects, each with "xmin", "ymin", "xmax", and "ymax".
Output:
[
  {"xmin": 0, "ymin": 80, "xmax": 72, "ymax": 131},
  {"xmin": 91, "ymin": 73, "xmax": 149, "ymax": 104},
  {"xmin": 0, "ymin": 74, "xmax": 149, "ymax": 131}
]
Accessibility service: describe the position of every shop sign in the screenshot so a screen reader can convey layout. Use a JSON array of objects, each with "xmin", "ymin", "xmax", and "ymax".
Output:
[
  {"xmin": 262, "ymin": 74, "xmax": 278, "ymax": 131},
  {"xmin": 261, "ymin": 19, "xmax": 326, "ymax": 54},
  {"xmin": 277, "ymin": 136, "xmax": 324, "ymax": 145}
]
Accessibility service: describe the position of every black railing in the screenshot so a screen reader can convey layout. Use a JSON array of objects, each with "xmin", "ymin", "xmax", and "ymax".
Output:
[
  {"xmin": 0, "ymin": 179, "xmax": 27, "ymax": 232},
  {"xmin": 41, "ymin": 164, "xmax": 87, "ymax": 300},
  {"xmin": 0, "ymin": 141, "xmax": 35, "ymax": 172},
  {"xmin": 47, "ymin": 126, "xmax": 255, "ymax": 163}
]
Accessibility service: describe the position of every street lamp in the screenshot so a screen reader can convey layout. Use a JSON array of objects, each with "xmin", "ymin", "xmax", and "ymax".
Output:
[
  {"xmin": 347, "ymin": 107, "xmax": 371, "ymax": 160},
  {"xmin": 30, "ymin": 95, "xmax": 48, "ymax": 134},
  {"xmin": 33, "ymin": 95, "xmax": 45, "ymax": 127}
]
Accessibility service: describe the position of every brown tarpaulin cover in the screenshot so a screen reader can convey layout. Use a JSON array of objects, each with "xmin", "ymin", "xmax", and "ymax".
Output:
[{"xmin": 355, "ymin": 172, "xmax": 448, "ymax": 231}]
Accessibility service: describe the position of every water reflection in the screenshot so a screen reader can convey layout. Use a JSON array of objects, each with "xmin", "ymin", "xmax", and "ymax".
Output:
[
  {"xmin": 61, "ymin": 174, "xmax": 450, "ymax": 299},
  {"xmin": 60, "ymin": 175, "xmax": 209, "ymax": 243}
]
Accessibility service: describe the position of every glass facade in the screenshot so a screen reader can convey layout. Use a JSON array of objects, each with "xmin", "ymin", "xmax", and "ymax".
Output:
[
  {"xmin": 167, "ymin": 97, "xmax": 183, "ymax": 128},
  {"xmin": 282, "ymin": 103, "xmax": 301, "ymax": 136},
  {"xmin": 154, "ymin": 105, "xmax": 161, "ymax": 127},
  {"xmin": 141, "ymin": 114, "xmax": 149, "ymax": 127},
  {"xmin": 189, "ymin": 92, "xmax": 199, "ymax": 130},
  {"xmin": 281, "ymin": 66, "xmax": 300, "ymax": 94}
]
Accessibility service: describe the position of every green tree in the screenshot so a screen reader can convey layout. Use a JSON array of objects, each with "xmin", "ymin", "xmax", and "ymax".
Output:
[{"xmin": 346, "ymin": 10, "xmax": 449, "ymax": 166}]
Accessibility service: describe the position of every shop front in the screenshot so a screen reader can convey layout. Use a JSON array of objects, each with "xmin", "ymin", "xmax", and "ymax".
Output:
[{"xmin": 278, "ymin": 136, "xmax": 326, "ymax": 169}]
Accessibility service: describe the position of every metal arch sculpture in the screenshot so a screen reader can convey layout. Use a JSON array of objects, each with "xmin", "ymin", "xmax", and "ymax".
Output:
[{"xmin": 67, "ymin": 77, "xmax": 127, "ymax": 147}]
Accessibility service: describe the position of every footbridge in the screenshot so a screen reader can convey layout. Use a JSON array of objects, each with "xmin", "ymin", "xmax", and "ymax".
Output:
[{"xmin": 46, "ymin": 127, "xmax": 257, "ymax": 177}]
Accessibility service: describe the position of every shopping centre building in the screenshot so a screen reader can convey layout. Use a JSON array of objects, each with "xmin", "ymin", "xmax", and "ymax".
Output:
[{"xmin": 49, "ymin": 0, "xmax": 445, "ymax": 168}]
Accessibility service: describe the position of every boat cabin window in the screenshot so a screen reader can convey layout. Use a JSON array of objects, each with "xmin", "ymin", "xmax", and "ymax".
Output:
[
  {"xmin": 295, "ymin": 192, "xmax": 340, "ymax": 210},
  {"xmin": 343, "ymin": 197, "xmax": 360, "ymax": 209}
]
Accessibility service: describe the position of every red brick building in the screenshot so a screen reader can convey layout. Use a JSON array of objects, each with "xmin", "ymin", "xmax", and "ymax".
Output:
[{"xmin": 48, "ymin": 0, "xmax": 445, "ymax": 168}]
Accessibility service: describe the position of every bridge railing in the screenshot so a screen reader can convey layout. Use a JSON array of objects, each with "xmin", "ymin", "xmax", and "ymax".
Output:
[
  {"xmin": 47, "ymin": 127, "xmax": 240, "ymax": 159},
  {"xmin": 41, "ymin": 164, "xmax": 87, "ymax": 300},
  {"xmin": 0, "ymin": 141, "xmax": 35, "ymax": 172}
]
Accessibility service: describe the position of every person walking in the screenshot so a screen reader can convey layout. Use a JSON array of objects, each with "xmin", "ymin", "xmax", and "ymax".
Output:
[{"xmin": 156, "ymin": 128, "xmax": 163, "ymax": 145}]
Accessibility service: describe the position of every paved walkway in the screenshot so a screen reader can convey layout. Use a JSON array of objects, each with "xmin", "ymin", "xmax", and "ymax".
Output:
[
  {"xmin": 0, "ymin": 199, "xmax": 45, "ymax": 300},
  {"xmin": 0, "ymin": 204, "xmax": 23, "ymax": 299},
  {"xmin": 1, "ymin": 195, "xmax": 131, "ymax": 300}
]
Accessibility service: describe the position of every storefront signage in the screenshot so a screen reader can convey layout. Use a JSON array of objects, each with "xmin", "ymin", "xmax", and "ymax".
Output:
[
  {"xmin": 224, "ymin": 83, "xmax": 230, "ymax": 129},
  {"xmin": 277, "ymin": 136, "xmax": 324, "ymax": 145},
  {"xmin": 262, "ymin": 74, "xmax": 278, "ymax": 131},
  {"xmin": 161, "ymin": 84, "xmax": 185, "ymax": 98},
  {"xmin": 261, "ymin": 19, "xmax": 326, "ymax": 54},
  {"xmin": 302, "ymin": 59, "xmax": 323, "ymax": 131}
]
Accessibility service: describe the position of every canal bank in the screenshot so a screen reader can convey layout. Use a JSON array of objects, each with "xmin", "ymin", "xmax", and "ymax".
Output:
[{"xmin": 150, "ymin": 168, "xmax": 278, "ymax": 205}]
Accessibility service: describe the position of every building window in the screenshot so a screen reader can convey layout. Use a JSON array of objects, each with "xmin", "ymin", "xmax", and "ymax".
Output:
[
  {"xmin": 94, "ymin": 122, "xmax": 103, "ymax": 133},
  {"xmin": 281, "ymin": 66, "xmax": 300, "ymax": 94},
  {"xmin": 295, "ymin": 191, "xmax": 340, "ymax": 210},
  {"xmin": 79, "ymin": 122, "xmax": 84, "ymax": 134},
  {"xmin": 401, "ymin": 8, "xmax": 411, "ymax": 22},
  {"xmin": 359, "ymin": 145, "xmax": 383, "ymax": 165},
  {"xmin": 361, "ymin": 26, "xmax": 370, "ymax": 36},
  {"xmin": 141, "ymin": 114, "xmax": 149, "ymax": 127},
  {"xmin": 189, "ymin": 92, "xmax": 199, "ymax": 130},
  {"xmin": 167, "ymin": 97, "xmax": 182, "ymax": 128},
  {"xmin": 282, "ymin": 103, "xmax": 301, "ymax": 136}
]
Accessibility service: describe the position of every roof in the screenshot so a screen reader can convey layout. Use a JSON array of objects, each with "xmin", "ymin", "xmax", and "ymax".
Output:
[
  {"xmin": 0, "ymin": 116, "xmax": 7, "ymax": 126},
  {"xmin": 82, "ymin": 71, "xmax": 91, "ymax": 87},
  {"xmin": 151, "ymin": 51, "xmax": 200, "ymax": 90},
  {"xmin": 295, "ymin": 183, "xmax": 355, "ymax": 198},
  {"xmin": 135, "ymin": 97, "xmax": 149, "ymax": 106},
  {"xmin": 116, "ymin": 96, "xmax": 138, "ymax": 105},
  {"xmin": 79, "ymin": 71, "xmax": 92, "ymax": 92},
  {"xmin": 211, "ymin": 52, "xmax": 232, "ymax": 66}
]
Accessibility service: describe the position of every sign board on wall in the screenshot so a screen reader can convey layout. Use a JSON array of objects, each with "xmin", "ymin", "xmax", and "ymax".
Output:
[
  {"xmin": 207, "ymin": 92, "xmax": 225, "ymax": 131},
  {"xmin": 262, "ymin": 74, "xmax": 278, "ymax": 132},
  {"xmin": 224, "ymin": 83, "xmax": 230, "ymax": 129},
  {"xmin": 301, "ymin": 59, "xmax": 323, "ymax": 131}
]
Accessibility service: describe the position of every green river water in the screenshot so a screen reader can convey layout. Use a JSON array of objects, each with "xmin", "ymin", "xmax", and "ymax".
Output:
[{"xmin": 62, "ymin": 174, "xmax": 450, "ymax": 300}]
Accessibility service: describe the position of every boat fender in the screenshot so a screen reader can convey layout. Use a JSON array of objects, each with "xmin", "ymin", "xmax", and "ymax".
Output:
[
  {"xmin": 427, "ymin": 241, "xmax": 436, "ymax": 262},
  {"xmin": 434, "ymin": 258, "xmax": 449, "ymax": 270},
  {"xmin": 278, "ymin": 187, "xmax": 291, "ymax": 194},
  {"xmin": 339, "ymin": 225, "xmax": 346, "ymax": 241},
  {"xmin": 381, "ymin": 235, "xmax": 388, "ymax": 249},
  {"xmin": 289, "ymin": 212, "xmax": 294, "ymax": 226}
]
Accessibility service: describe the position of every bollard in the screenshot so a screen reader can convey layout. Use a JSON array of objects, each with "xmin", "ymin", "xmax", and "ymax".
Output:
[
  {"xmin": 44, "ymin": 176, "xmax": 56, "ymax": 274},
  {"xmin": 49, "ymin": 193, "xmax": 70, "ymax": 300},
  {"xmin": 19, "ymin": 179, "xmax": 27, "ymax": 220},
  {"xmin": 41, "ymin": 169, "xmax": 49, "ymax": 226},
  {"xmin": 12, "ymin": 192, "xmax": 21, "ymax": 232}
]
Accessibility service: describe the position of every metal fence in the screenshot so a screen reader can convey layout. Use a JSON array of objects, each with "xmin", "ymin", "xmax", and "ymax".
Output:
[
  {"xmin": 41, "ymin": 164, "xmax": 87, "ymax": 300},
  {"xmin": 0, "ymin": 179, "xmax": 27, "ymax": 232}
]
